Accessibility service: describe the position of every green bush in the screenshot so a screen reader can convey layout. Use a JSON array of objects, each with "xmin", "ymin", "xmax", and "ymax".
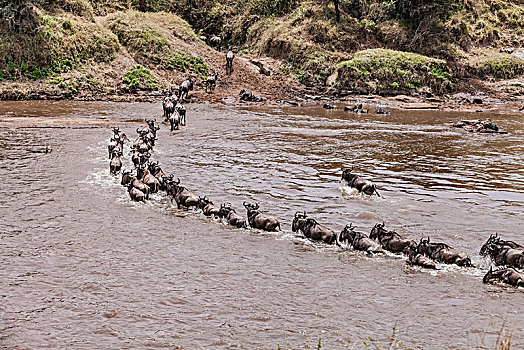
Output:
[
  {"xmin": 337, "ymin": 48, "xmax": 453, "ymax": 95},
  {"xmin": 162, "ymin": 54, "xmax": 208, "ymax": 78},
  {"xmin": 122, "ymin": 65, "xmax": 160, "ymax": 91},
  {"xmin": 472, "ymin": 56, "xmax": 524, "ymax": 79}
]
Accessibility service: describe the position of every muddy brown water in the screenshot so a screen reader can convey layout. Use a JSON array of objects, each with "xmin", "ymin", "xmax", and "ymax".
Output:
[{"xmin": 1, "ymin": 101, "xmax": 523, "ymax": 349}]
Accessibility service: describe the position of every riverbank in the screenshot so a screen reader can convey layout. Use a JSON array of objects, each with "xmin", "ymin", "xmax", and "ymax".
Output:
[
  {"xmin": 2, "ymin": 75, "xmax": 523, "ymax": 114},
  {"xmin": 1, "ymin": 3, "xmax": 523, "ymax": 112}
]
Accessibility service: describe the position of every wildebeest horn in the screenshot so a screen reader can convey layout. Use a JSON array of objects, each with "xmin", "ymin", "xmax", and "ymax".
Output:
[
  {"xmin": 243, "ymin": 202, "xmax": 250, "ymax": 209},
  {"xmin": 254, "ymin": 202, "xmax": 259, "ymax": 210}
]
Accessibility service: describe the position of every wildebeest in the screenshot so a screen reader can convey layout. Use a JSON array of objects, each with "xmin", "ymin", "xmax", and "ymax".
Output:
[
  {"xmin": 145, "ymin": 119, "xmax": 160, "ymax": 138},
  {"xmin": 127, "ymin": 183, "xmax": 146, "ymax": 202},
  {"xmin": 198, "ymin": 196, "xmax": 220, "ymax": 217},
  {"xmin": 338, "ymin": 224, "xmax": 383, "ymax": 253},
  {"xmin": 375, "ymin": 108, "xmax": 390, "ymax": 115},
  {"xmin": 239, "ymin": 89, "xmax": 263, "ymax": 102},
  {"xmin": 109, "ymin": 150, "xmax": 122, "ymax": 174},
  {"xmin": 218, "ymin": 204, "xmax": 247, "ymax": 228},
  {"xmin": 121, "ymin": 169, "xmax": 133, "ymax": 186},
  {"xmin": 291, "ymin": 212, "xmax": 339, "ymax": 245},
  {"xmin": 323, "ymin": 103, "xmax": 335, "ymax": 109},
  {"xmin": 199, "ymin": 35, "xmax": 207, "ymax": 43},
  {"xmin": 243, "ymin": 202, "xmax": 280, "ymax": 232},
  {"xmin": 130, "ymin": 145, "xmax": 141, "ymax": 167},
  {"xmin": 137, "ymin": 164, "xmax": 160, "ymax": 193},
  {"xmin": 405, "ymin": 246, "xmax": 437, "ymax": 269},
  {"xmin": 175, "ymin": 101, "xmax": 186, "ymax": 126},
  {"xmin": 226, "ymin": 46, "xmax": 234, "ymax": 75},
  {"xmin": 483, "ymin": 267, "xmax": 524, "ymax": 288},
  {"xmin": 205, "ymin": 72, "xmax": 218, "ymax": 93},
  {"xmin": 108, "ymin": 129, "xmax": 128, "ymax": 159},
  {"xmin": 179, "ymin": 77, "xmax": 194, "ymax": 101},
  {"xmin": 480, "ymin": 234, "xmax": 524, "ymax": 269},
  {"xmin": 169, "ymin": 110, "xmax": 181, "ymax": 131},
  {"xmin": 417, "ymin": 237, "xmax": 472, "ymax": 267},
  {"xmin": 162, "ymin": 95, "xmax": 176, "ymax": 122},
  {"xmin": 148, "ymin": 161, "xmax": 167, "ymax": 190},
  {"xmin": 167, "ymin": 178, "xmax": 199, "ymax": 209},
  {"xmin": 341, "ymin": 167, "xmax": 380, "ymax": 197},
  {"xmin": 134, "ymin": 129, "xmax": 155, "ymax": 153},
  {"xmin": 122, "ymin": 172, "xmax": 150, "ymax": 200},
  {"xmin": 453, "ymin": 118, "xmax": 505, "ymax": 134},
  {"xmin": 344, "ymin": 103, "xmax": 368, "ymax": 113},
  {"xmin": 209, "ymin": 35, "xmax": 222, "ymax": 51},
  {"xmin": 369, "ymin": 222, "xmax": 417, "ymax": 253}
]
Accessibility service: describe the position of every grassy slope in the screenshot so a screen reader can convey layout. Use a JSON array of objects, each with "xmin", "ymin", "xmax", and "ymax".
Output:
[{"xmin": 231, "ymin": 0, "xmax": 524, "ymax": 97}]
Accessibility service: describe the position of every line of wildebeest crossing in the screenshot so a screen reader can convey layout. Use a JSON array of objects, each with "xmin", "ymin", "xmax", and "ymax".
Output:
[{"xmin": 106, "ymin": 115, "xmax": 524, "ymax": 290}]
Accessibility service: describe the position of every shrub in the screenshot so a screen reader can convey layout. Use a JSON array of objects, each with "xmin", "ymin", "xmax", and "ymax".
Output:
[
  {"xmin": 337, "ymin": 48, "xmax": 453, "ymax": 95},
  {"xmin": 122, "ymin": 65, "xmax": 160, "ymax": 91},
  {"xmin": 471, "ymin": 55, "xmax": 524, "ymax": 79}
]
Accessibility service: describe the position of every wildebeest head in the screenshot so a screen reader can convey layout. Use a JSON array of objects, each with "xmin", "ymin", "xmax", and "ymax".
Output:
[
  {"xmin": 370, "ymin": 222, "xmax": 386, "ymax": 240},
  {"xmin": 483, "ymin": 266, "xmax": 497, "ymax": 284},
  {"xmin": 198, "ymin": 196, "xmax": 212, "ymax": 210},
  {"xmin": 243, "ymin": 202, "xmax": 259, "ymax": 212},
  {"xmin": 480, "ymin": 233, "xmax": 499, "ymax": 256},
  {"xmin": 339, "ymin": 224, "xmax": 357, "ymax": 244},
  {"xmin": 121, "ymin": 169, "xmax": 133, "ymax": 186},
  {"xmin": 417, "ymin": 237, "xmax": 431, "ymax": 255},
  {"xmin": 341, "ymin": 167, "xmax": 357, "ymax": 183},
  {"xmin": 292, "ymin": 211, "xmax": 307, "ymax": 232},
  {"xmin": 218, "ymin": 203, "xmax": 233, "ymax": 218}
]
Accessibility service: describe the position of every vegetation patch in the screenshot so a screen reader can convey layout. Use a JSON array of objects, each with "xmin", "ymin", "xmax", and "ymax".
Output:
[
  {"xmin": 0, "ymin": 13, "xmax": 119, "ymax": 80},
  {"xmin": 337, "ymin": 48, "xmax": 453, "ymax": 95},
  {"xmin": 469, "ymin": 55, "xmax": 524, "ymax": 79},
  {"xmin": 162, "ymin": 55, "xmax": 208, "ymax": 79},
  {"xmin": 104, "ymin": 10, "xmax": 207, "ymax": 76},
  {"xmin": 122, "ymin": 65, "xmax": 160, "ymax": 91}
]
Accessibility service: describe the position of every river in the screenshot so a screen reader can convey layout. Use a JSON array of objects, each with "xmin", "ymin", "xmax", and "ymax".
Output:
[{"xmin": 1, "ymin": 101, "xmax": 523, "ymax": 349}]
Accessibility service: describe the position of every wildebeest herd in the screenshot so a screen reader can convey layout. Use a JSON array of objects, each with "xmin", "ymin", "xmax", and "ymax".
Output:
[{"xmin": 105, "ymin": 111, "xmax": 524, "ymax": 291}]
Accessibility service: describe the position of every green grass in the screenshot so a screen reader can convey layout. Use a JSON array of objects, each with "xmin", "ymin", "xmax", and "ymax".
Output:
[
  {"xmin": 162, "ymin": 54, "xmax": 208, "ymax": 79},
  {"xmin": 0, "ymin": 13, "xmax": 118, "ymax": 80},
  {"xmin": 471, "ymin": 55, "xmax": 524, "ymax": 79},
  {"xmin": 337, "ymin": 48, "xmax": 453, "ymax": 95},
  {"xmin": 122, "ymin": 65, "xmax": 160, "ymax": 91}
]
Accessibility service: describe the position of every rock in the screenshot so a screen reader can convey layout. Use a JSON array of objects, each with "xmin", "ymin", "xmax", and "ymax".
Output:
[
  {"xmin": 276, "ymin": 100, "xmax": 299, "ymax": 106},
  {"xmin": 472, "ymin": 98, "xmax": 483, "ymax": 104},
  {"xmin": 500, "ymin": 48, "xmax": 515, "ymax": 54},
  {"xmin": 398, "ymin": 103, "xmax": 438, "ymax": 110},
  {"xmin": 237, "ymin": 57, "xmax": 262, "ymax": 75},
  {"xmin": 305, "ymin": 94, "xmax": 321, "ymax": 100},
  {"xmin": 326, "ymin": 71, "xmax": 338, "ymax": 86},
  {"xmin": 394, "ymin": 95, "xmax": 420, "ymax": 103},
  {"xmin": 512, "ymin": 49, "xmax": 524, "ymax": 61},
  {"xmin": 221, "ymin": 96, "xmax": 237, "ymax": 104},
  {"xmin": 375, "ymin": 108, "xmax": 390, "ymax": 115},
  {"xmin": 250, "ymin": 59, "xmax": 272, "ymax": 76}
]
